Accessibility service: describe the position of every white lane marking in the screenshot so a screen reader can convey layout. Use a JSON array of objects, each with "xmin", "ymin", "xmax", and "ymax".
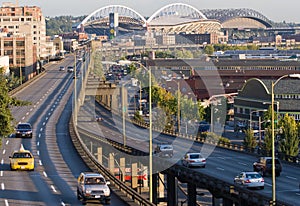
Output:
[
  {"xmin": 296, "ymin": 193, "xmax": 300, "ymax": 196},
  {"xmin": 1, "ymin": 171, "xmax": 3, "ymax": 176},
  {"xmin": 22, "ymin": 116, "xmax": 25, "ymax": 120},
  {"xmin": 61, "ymin": 201, "xmax": 66, "ymax": 206},
  {"xmin": 5, "ymin": 140, "xmax": 9, "ymax": 145},
  {"xmin": 45, "ymin": 117, "xmax": 48, "ymax": 121},
  {"xmin": 216, "ymin": 167, "xmax": 225, "ymax": 171},
  {"xmin": 30, "ymin": 108, "xmax": 33, "ymax": 111},
  {"xmin": 26, "ymin": 112, "xmax": 29, "ymax": 116},
  {"xmin": 43, "ymin": 171, "xmax": 47, "ymax": 178},
  {"xmin": 2, "ymin": 150, "xmax": 5, "ymax": 155},
  {"xmin": 1, "ymin": 159, "xmax": 3, "ymax": 165},
  {"xmin": 1, "ymin": 183, "xmax": 4, "ymax": 190},
  {"xmin": 43, "ymin": 122, "xmax": 46, "ymax": 126},
  {"xmin": 51, "ymin": 185, "xmax": 57, "ymax": 193},
  {"xmin": 5, "ymin": 199, "xmax": 8, "ymax": 206},
  {"xmin": 37, "ymin": 150, "xmax": 40, "ymax": 156},
  {"xmin": 37, "ymin": 142, "xmax": 39, "ymax": 146},
  {"xmin": 39, "ymin": 160, "xmax": 42, "ymax": 166},
  {"xmin": 218, "ymin": 157, "xmax": 225, "ymax": 160},
  {"xmin": 238, "ymin": 162, "xmax": 247, "ymax": 166},
  {"xmin": 286, "ymin": 176, "xmax": 297, "ymax": 180},
  {"xmin": 39, "ymin": 133, "xmax": 41, "ymax": 138},
  {"xmin": 40, "ymin": 128, "xmax": 43, "ymax": 132},
  {"xmin": 265, "ymin": 182, "xmax": 272, "ymax": 186}
]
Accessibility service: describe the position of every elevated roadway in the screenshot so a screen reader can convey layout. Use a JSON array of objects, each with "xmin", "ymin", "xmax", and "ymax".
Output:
[{"xmin": 0, "ymin": 55, "xmax": 130, "ymax": 205}]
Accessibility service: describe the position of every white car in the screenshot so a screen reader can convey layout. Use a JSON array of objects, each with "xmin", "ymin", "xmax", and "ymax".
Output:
[
  {"xmin": 234, "ymin": 171, "xmax": 264, "ymax": 189},
  {"xmin": 182, "ymin": 152, "xmax": 206, "ymax": 168},
  {"xmin": 67, "ymin": 66, "xmax": 74, "ymax": 73},
  {"xmin": 77, "ymin": 172, "xmax": 111, "ymax": 204}
]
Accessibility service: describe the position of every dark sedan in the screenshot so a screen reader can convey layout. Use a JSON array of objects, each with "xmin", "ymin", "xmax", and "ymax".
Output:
[{"xmin": 15, "ymin": 123, "xmax": 33, "ymax": 138}]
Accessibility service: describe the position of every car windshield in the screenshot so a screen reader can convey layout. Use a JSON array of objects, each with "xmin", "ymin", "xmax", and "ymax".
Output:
[
  {"xmin": 190, "ymin": 154, "xmax": 202, "ymax": 159},
  {"xmin": 161, "ymin": 146, "xmax": 172, "ymax": 150},
  {"xmin": 85, "ymin": 177, "xmax": 105, "ymax": 185},
  {"xmin": 246, "ymin": 173, "xmax": 261, "ymax": 179},
  {"xmin": 13, "ymin": 152, "xmax": 32, "ymax": 158},
  {"xmin": 18, "ymin": 124, "xmax": 31, "ymax": 129}
]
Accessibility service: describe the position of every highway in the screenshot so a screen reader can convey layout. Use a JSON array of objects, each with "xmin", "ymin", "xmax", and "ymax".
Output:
[
  {"xmin": 77, "ymin": 97, "xmax": 300, "ymax": 205},
  {"xmin": 0, "ymin": 55, "xmax": 127, "ymax": 205},
  {"xmin": 1, "ymin": 53, "xmax": 299, "ymax": 205}
]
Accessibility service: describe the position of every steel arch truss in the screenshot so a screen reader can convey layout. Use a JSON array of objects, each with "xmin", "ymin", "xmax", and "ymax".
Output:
[
  {"xmin": 201, "ymin": 8, "xmax": 273, "ymax": 28},
  {"xmin": 147, "ymin": 3, "xmax": 207, "ymax": 24},
  {"xmin": 78, "ymin": 5, "xmax": 147, "ymax": 28}
]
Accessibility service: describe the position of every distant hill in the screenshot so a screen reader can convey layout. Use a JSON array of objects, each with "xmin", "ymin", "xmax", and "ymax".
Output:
[{"xmin": 45, "ymin": 15, "xmax": 87, "ymax": 36}]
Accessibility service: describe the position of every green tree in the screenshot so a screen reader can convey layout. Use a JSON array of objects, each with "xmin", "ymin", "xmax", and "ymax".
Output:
[
  {"xmin": 203, "ymin": 45, "xmax": 214, "ymax": 55},
  {"xmin": 262, "ymin": 127, "xmax": 272, "ymax": 155},
  {"xmin": 0, "ymin": 68, "xmax": 31, "ymax": 138},
  {"xmin": 243, "ymin": 129, "xmax": 257, "ymax": 151},
  {"xmin": 278, "ymin": 114, "xmax": 299, "ymax": 160}
]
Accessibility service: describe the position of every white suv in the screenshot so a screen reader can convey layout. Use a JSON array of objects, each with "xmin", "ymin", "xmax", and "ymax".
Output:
[{"xmin": 77, "ymin": 172, "xmax": 111, "ymax": 204}]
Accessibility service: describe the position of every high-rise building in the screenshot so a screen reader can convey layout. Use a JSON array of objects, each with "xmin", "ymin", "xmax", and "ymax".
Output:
[{"xmin": 0, "ymin": 2, "xmax": 46, "ymax": 58}]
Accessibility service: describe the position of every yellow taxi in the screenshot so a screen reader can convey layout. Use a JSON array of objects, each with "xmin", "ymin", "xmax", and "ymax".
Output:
[{"xmin": 9, "ymin": 144, "xmax": 34, "ymax": 171}]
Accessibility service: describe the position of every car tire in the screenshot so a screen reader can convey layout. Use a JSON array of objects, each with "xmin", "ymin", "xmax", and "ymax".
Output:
[
  {"xmin": 77, "ymin": 190, "xmax": 81, "ymax": 200},
  {"xmin": 202, "ymin": 165, "xmax": 206, "ymax": 168},
  {"xmin": 260, "ymin": 186, "xmax": 264, "ymax": 190},
  {"xmin": 105, "ymin": 199, "xmax": 111, "ymax": 205}
]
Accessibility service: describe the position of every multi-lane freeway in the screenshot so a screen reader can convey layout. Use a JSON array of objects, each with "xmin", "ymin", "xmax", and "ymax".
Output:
[
  {"xmin": 0, "ymin": 55, "xmax": 127, "ymax": 205},
  {"xmin": 77, "ymin": 94, "xmax": 300, "ymax": 205},
  {"xmin": 1, "ymin": 52, "xmax": 300, "ymax": 205}
]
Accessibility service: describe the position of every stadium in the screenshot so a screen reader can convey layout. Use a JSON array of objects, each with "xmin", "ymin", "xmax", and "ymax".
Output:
[{"xmin": 76, "ymin": 3, "xmax": 273, "ymax": 36}]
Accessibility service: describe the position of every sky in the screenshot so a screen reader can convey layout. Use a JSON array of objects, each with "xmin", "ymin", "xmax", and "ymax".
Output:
[{"xmin": 16, "ymin": 0, "xmax": 299, "ymax": 23}]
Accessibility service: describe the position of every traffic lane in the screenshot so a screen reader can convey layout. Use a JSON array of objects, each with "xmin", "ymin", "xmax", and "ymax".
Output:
[
  {"xmin": 54, "ymin": 91, "xmax": 127, "ymax": 206},
  {"xmin": 83, "ymin": 100, "xmax": 300, "ymax": 204},
  {"xmin": 178, "ymin": 145, "xmax": 300, "ymax": 205}
]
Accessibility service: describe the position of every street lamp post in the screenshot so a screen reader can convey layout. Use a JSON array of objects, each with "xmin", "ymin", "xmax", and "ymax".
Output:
[
  {"xmin": 148, "ymin": 66, "xmax": 153, "ymax": 203},
  {"xmin": 133, "ymin": 61, "xmax": 153, "ymax": 202},
  {"xmin": 177, "ymin": 81, "xmax": 180, "ymax": 134},
  {"xmin": 249, "ymin": 109, "xmax": 267, "ymax": 130},
  {"xmin": 270, "ymin": 73, "xmax": 300, "ymax": 205},
  {"xmin": 122, "ymin": 84, "xmax": 126, "ymax": 147}
]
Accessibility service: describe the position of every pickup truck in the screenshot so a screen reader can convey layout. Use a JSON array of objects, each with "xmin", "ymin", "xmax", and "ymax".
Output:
[{"xmin": 253, "ymin": 157, "xmax": 282, "ymax": 177}]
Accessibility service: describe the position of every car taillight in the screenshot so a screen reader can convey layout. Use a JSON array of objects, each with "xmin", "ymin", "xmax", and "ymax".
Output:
[
  {"xmin": 202, "ymin": 160, "xmax": 206, "ymax": 163},
  {"xmin": 245, "ymin": 179, "xmax": 251, "ymax": 183},
  {"xmin": 261, "ymin": 178, "xmax": 264, "ymax": 182},
  {"xmin": 188, "ymin": 160, "xmax": 195, "ymax": 163}
]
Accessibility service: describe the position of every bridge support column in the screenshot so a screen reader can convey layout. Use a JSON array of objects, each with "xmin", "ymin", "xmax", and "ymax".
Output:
[
  {"xmin": 167, "ymin": 173, "xmax": 177, "ymax": 206},
  {"xmin": 187, "ymin": 183, "xmax": 197, "ymax": 206},
  {"xmin": 108, "ymin": 153, "xmax": 115, "ymax": 174},
  {"xmin": 111, "ymin": 93, "xmax": 119, "ymax": 113},
  {"xmin": 120, "ymin": 157, "xmax": 125, "ymax": 182},
  {"xmin": 131, "ymin": 163, "xmax": 138, "ymax": 190},
  {"xmin": 212, "ymin": 196, "xmax": 222, "ymax": 206},
  {"xmin": 152, "ymin": 173, "xmax": 158, "ymax": 204},
  {"xmin": 158, "ymin": 173, "xmax": 165, "ymax": 201},
  {"xmin": 222, "ymin": 198, "xmax": 234, "ymax": 206},
  {"xmin": 97, "ymin": 147, "xmax": 102, "ymax": 165}
]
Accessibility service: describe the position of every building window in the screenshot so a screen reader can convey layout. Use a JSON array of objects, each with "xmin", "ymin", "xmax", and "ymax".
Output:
[
  {"xmin": 16, "ymin": 41, "xmax": 25, "ymax": 47},
  {"xmin": 4, "ymin": 41, "xmax": 13, "ymax": 47},
  {"xmin": 4, "ymin": 50, "xmax": 13, "ymax": 55}
]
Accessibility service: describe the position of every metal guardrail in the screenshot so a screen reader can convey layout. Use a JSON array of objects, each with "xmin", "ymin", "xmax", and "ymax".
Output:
[{"xmin": 69, "ymin": 119, "xmax": 155, "ymax": 206}]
